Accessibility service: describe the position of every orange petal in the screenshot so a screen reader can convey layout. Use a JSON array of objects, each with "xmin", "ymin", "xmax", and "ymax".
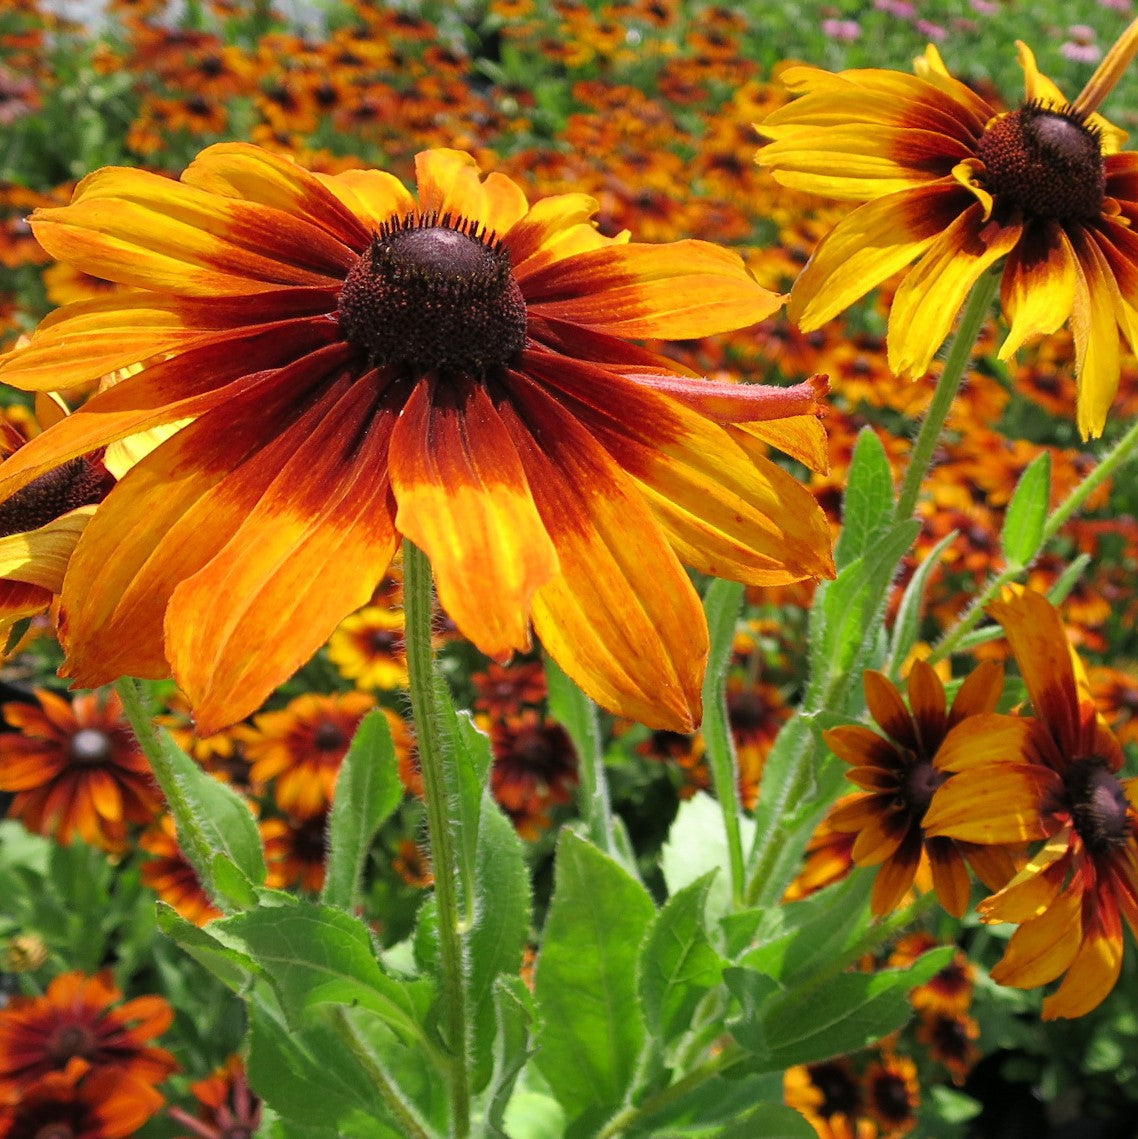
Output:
[
  {"xmin": 61, "ymin": 346, "xmax": 355, "ymax": 687},
  {"xmin": 980, "ymin": 830, "xmax": 1073, "ymax": 923},
  {"xmin": 166, "ymin": 380, "xmax": 400, "ymax": 734},
  {"xmin": 888, "ymin": 206, "xmax": 1022, "ymax": 379},
  {"xmin": 318, "ymin": 168, "xmax": 416, "ymax": 230},
  {"xmin": 998, "ymin": 219, "xmax": 1077, "ymax": 359},
  {"xmin": 823, "ymin": 724, "xmax": 898, "ymax": 768},
  {"xmin": 1041, "ymin": 894, "xmax": 1124, "ymax": 1019},
  {"xmin": 850, "ymin": 807, "xmax": 910, "ymax": 866},
  {"xmin": 927, "ymin": 837, "xmax": 972, "ymax": 918},
  {"xmin": 960, "ymin": 840, "xmax": 1022, "ymax": 893},
  {"xmin": 948, "ymin": 659, "xmax": 1004, "ymax": 724},
  {"xmin": 922, "ymin": 764, "xmax": 1057, "ymax": 843},
  {"xmin": 933, "ymin": 713, "xmax": 1034, "ymax": 772},
  {"xmin": 987, "ymin": 586, "xmax": 1082, "ymax": 755},
  {"xmin": 389, "ymin": 376, "xmax": 559, "ymax": 659},
  {"xmin": 1069, "ymin": 225, "xmax": 1125, "ymax": 438},
  {"xmin": 0, "ymin": 506, "xmax": 94, "ymax": 591},
  {"xmin": 865, "ymin": 670, "xmax": 917, "ymax": 749},
  {"xmin": 507, "ymin": 193, "xmax": 615, "ymax": 279},
  {"xmin": 871, "ymin": 830, "xmax": 924, "ymax": 915},
  {"xmin": 501, "ymin": 371, "xmax": 707, "ymax": 732},
  {"xmin": 989, "ymin": 886, "xmax": 1083, "ymax": 989},
  {"xmin": 525, "ymin": 241, "xmax": 782, "ymax": 339},
  {"xmin": 906, "ymin": 659, "xmax": 947, "ymax": 752}
]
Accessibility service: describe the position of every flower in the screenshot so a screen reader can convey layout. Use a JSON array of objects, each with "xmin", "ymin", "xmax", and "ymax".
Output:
[
  {"xmin": 262, "ymin": 811, "xmax": 329, "ymax": 893},
  {"xmin": 472, "ymin": 659, "xmax": 547, "ymax": 718},
  {"xmin": 785, "ymin": 1060, "xmax": 876, "ymax": 1139},
  {"xmin": 0, "ymin": 688, "xmax": 161, "ymax": 848},
  {"xmin": 916, "ymin": 1011, "xmax": 981, "ymax": 1085},
  {"xmin": 326, "ymin": 605, "xmax": 407, "ymax": 691},
  {"xmin": 0, "ymin": 1061, "xmax": 165, "ymax": 1139},
  {"xmin": 923, "ymin": 586, "xmax": 1138, "ymax": 1018},
  {"xmin": 863, "ymin": 1053, "xmax": 919, "ymax": 1135},
  {"xmin": 823, "ymin": 660, "xmax": 1026, "ymax": 916},
  {"xmin": 757, "ymin": 21, "xmax": 1138, "ymax": 437},
  {"xmin": 167, "ymin": 1055, "xmax": 261, "ymax": 1139},
  {"xmin": 888, "ymin": 933, "xmax": 975, "ymax": 1015},
  {"xmin": 139, "ymin": 814, "xmax": 223, "ymax": 926},
  {"xmin": 490, "ymin": 710, "xmax": 578, "ymax": 836},
  {"xmin": 0, "ymin": 971, "xmax": 176, "ymax": 1096},
  {"xmin": 242, "ymin": 691, "xmax": 377, "ymax": 818},
  {"xmin": 0, "ymin": 143, "xmax": 834, "ymax": 734}
]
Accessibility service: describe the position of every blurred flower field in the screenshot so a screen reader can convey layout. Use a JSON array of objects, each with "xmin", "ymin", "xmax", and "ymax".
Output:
[{"xmin": 1, "ymin": 0, "xmax": 1138, "ymax": 1137}]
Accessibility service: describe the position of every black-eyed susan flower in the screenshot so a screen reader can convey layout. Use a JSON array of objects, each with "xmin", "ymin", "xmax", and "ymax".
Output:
[
  {"xmin": 888, "ymin": 933, "xmax": 975, "ymax": 1015},
  {"xmin": 262, "ymin": 811, "xmax": 329, "ymax": 893},
  {"xmin": 757, "ymin": 21, "xmax": 1138, "ymax": 437},
  {"xmin": 326, "ymin": 605, "xmax": 407, "ymax": 692},
  {"xmin": 924, "ymin": 586, "xmax": 1138, "ymax": 1018},
  {"xmin": 0, "ymin": 688, "xmax": 161, "ymax": 849},
  {"xmin": 242, "ymin": 691, "xmax": 378, "ymax": 819},
  {"xmin": 863, "ymin": 1054, "xmax": 919, "ymax": 1136},
  {"xmin": 0, "ymin": 971, "xmax": 176, "ymax": 1097},
  {"xmin": 139, "ymin": 814, "xmax": 223, "ymax": 926},
  {"xmin": 823, "ymin": 660, "xmax": 1026, "ymax": 917},
  {"xmin": 490, "ymin": 709, "xmax": 578, "ymax": 837},
  {"xmin": 167, "ymin": 1056, "xmax": 262, "ymax": 1139},
  {"xmin": 916, "ymin": 1011, "xmax": 981, "ymax": 1085},
  {"xmin": 0, "ymin": 144, "xmax": 834, "ymax": 734},
  {"xmin": 784, "ymin": 1060, "xmax": 875, "ymax": 1139}
]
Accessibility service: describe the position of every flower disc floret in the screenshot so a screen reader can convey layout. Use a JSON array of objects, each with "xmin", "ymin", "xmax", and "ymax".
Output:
[
  {"xmin": 1063, "ymin": 756, "xmax": 1131, "ymax": 853},
  {"xmin": 978, "ymin": 104, "xmax": 1105, "ymax": 221}
]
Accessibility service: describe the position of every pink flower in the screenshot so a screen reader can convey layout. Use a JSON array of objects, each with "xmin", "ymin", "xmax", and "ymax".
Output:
[{"xmin": 822, "ymin": 17, "xmax": 861, "ymax": 40}]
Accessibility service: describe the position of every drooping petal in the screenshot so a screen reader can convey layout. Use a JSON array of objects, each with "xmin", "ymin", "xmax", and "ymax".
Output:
[
  {"xmin": 927, "ymin": 837, "xmax": 972, "ymax": 918},
  {"xmin": 888, "ymin": 205, "xmax": 1022, "ymax": 378},
  {"xmin": 987, "ymin": 586, "xmax": 1082, "ymax": 757},
  {"xmin": 500, "ymin": 370, "xmax": 707, "ymax": 732},
  {"xmin": 871, "ymin": 830, "xmax": 924, "ymax": 915},
  {"xmin": 60, "ymin": 346, "xmax": 354, "ymax": 686},
  {"xmin": 0, "ymin": 506, "xmax": 94, "ymax": 591},
  {"xmin": 730, "ymin": 414, "xmax": 830, "ymax": 476},
  {"xmin": 980, "ymin": 830, "xmax": 1073, "ymax": 923},
  {"xmin": 167, "ymin": 377, "xmax": 401, "ymax": 734},
  {"xmin": 922, "ymin": 763, "xmax": 1058, "ymax": 843},
  {"xmin": 788, "ymin": 180, "xmax": 972, "ymax": 332},
  {"xmin": 388, "ymin": 376, "xmax": 559, "ymax": 659},
  {"xmin": 524, "ymin": 241, "xmax": 783, "ymax": 339},
  {"xmin": 1041, "ymin": 891, "xmax": 1124, "ymax": 1019},
  {"xmin": 989, "ymin": 884, "xmax": 1083, "ymax": 989},
  {"xmin": 998, "ymin": 219, "xmax": 1078, "ymax": 358}
]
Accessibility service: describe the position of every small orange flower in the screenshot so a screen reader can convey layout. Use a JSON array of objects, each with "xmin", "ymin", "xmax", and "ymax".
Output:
[
  {"xmin": 824, "ymin": 661, "xmax": 1025, "ymax": 916},
  {"xmin": 924, "ymin": 586, "xmax": 1138, "ymax": 1018},
  {"xmin": 0, "ymin": 971, "xmax": 176, "ymax": 1096},
  {"xmin": 471, "ymin": 659, "xmax": 547, "ymax": 718},
  {"xmin": 0, "ymin": 1060, "xmax": 165, "ymax": 1139},
  {"xmin": 243, "ymin": 691, "xmax": 377, "ymax": 818},
  {"xmin": 326, "ymin": 605, "xmax": 407, "ymax": 692},
  {"xmin": 785, "ymin": 1060, "xmax": 876, "ymax": 1139},
  {"xmin": 262, "ymin": 812, "xmax": 329, "ymax": 893},
  {"xmin": 888, "ymin": 933, "xmax": 975, "ymax": 1015},
  {"xmin": 0, "ymin": 688, "xmax": 161, "ymax": 848},
  {"xmin": 863, "ymin": 1053, "xmax": 919, "ymax": 1135},
  {"xmin": 167, "ymin": 1055, "xmax": 261, "ymax": 1139},
  {"xmin": 916, "ymin": 1011, "xmax": 981, "ymax": 1085},
  {"xmin": 490, "ymin": 710, "xmax": 578, "ymax": 836},
  {"xmin": 139, "ymin": 815, "xmax": 223, "ymax": 926},
  {"xmin": 392, "ymin": 838, "xmax": 433, "ymax": 888},
  {"xmin": 783, "ymin": 815, "xmax": 856, "ymax": 901}
]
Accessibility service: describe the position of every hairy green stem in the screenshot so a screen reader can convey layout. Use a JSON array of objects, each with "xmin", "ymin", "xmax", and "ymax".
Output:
[
  {"xmin": 403, "ymin": 541, "xmax": 471, "ymax": 1138},
  {"xmin": 932, "ymin": 414, "xmax": 1138, "ymax": 663},
  {"xmin": 894, "ymin": 270, "xmax": 1000, "ymax": 523}
]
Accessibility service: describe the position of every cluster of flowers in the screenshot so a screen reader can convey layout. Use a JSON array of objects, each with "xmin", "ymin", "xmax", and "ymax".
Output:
[{"xmin": 0, "ymin": 970, "xmax": 259, "ymax": 1137}]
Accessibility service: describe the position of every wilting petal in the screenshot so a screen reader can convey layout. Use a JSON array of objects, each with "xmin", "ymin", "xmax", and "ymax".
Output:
[
  {"xmin": 730, "ymin": 414, "xmax": 830, "ymax": 476},
  {"xmin": 389, "ymin": 376, "xmax": 559, "ymax": 659},
  {"xmin": 31, "ymin": 167, "xmax": 355, "ymax": 295},
  {"xmin": 998, "ymin": 220, "xmax": 1077, "ymax": 358},
  {"xmin": 987, "ymin": 587, "xmax": 1082, "ymax": 756},
  {"xmin": 501, "ymin": 371, "xmax": 706, "ymax": 732},
  {"xmin": 789, "ymin": 180, "xmax": 971, "ymax": 331},
  {"xmin": 888, "ymin": 205, "xmax": 1022, "ymax": 378},
  {"xmin": 1041, "ymin": 893, "xmax": 1124, "ymax": 1019},
  {"xmin": 927, "ymin": 837, "xmax": 972, "ymax": 918},
  {"xmin": 622, "ymin": 374, "xmax": 825, "ymax": 426},
  {"xmin": 0, "ymin": 506, "xmax": 94, "ymax": 591},
  {"xmin": 933, "ymin": 714, "xmax": 1034, "ymax": 773},
  {"xmin": 525, "ymin": 241, "xmax": 782, "ymax": 339},
  {"xmin": 168, "ymin": 379, "xmax": 400, "ymax": 734},
  {"xmin": 61, "ymin": 347, "xmax": 353, "ymax": 686},
  {"xmin": 923, "ymin": 763, "xmax": 1057, "ymax": 843},
  {"xmin": 990, "ymin": 885, "xmax": 1083, "ymax": 989}
]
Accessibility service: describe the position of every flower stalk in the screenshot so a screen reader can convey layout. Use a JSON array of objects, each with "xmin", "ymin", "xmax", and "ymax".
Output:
[{"xmin": 402, "ymin": 541, "xmax": 471, "ymax": 1138}]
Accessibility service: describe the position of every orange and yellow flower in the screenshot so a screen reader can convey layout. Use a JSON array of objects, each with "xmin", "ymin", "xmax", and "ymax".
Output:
[
  {"xmin": 0, "ymin": 971, "xmax": 176, "ymax": 1096},
  {"xmin": 167, "ymin": 1055, "xmax": 261, "ymax": 1139},
  {"xmin": 139, "ymin": 814, "xmax": 223, "ymax": 926},
  {"xmin": 0, "ymin": 143, "xmax": 833, "ymax": 734},
  {"xmin": 757, "ymin": 22, "xmax": 1138, "ymax": 437},
  {"xmin": 823, "ymin": 660, "xmax": 1025, "ymax": 916},
  {"xmin": 326, "ymin": 604, "xmax": 407, "ymax": 692},
  {"xmin": 924, "ymin": 587, "xmax": 1138, "ymax": 1018},
  {"xmin": 0, "ymin": 688, "xmax": 161, "ymax": 849}
]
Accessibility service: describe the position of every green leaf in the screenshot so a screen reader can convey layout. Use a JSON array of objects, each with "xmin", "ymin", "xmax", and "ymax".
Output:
[
  {"xmin": 747, "ymin": 950, "xmax": 954, "ymax": 1068},
  {"xmin": 469, "ymin": 793, "xmax": 532, "ymax": 1092},
  {"xmin": 722, "ymin": 966, "xmax": 781, "ymax": 1054},
  {"xmin": 624, "ymin": 1080, "xmax": 814, "ymax": 1138},
  {"xmin": 323, "ymin": 709, "xmax": 405, "ymax": 912},
  {"xmin": 929, "ymin": 1086, "xmax": 983, "ymax": 1123},
  {"xmin": 640, "ymin": 873, "xmax": 724, "ymax": 1047},
  {"xmin": 1001, "ymin": 452, "xmax": 1051, "ymax": 567},
  {"xmin": 486, "ymin": 976, "xmax": 537, "ymax": 1137},
  {"xmin": 534, "ymin": 829, "xmax": 657, "ymax": 1125},
  {"xmin": 890, "ymin": 528, "xmax": 958, "ymax": 676},
  {"xmin": 155, "ymin": 904, "xmax": 261, "ymax": 994},
  {"xmin": 152, "ymin": 724, "xmax": 265, "ymax": 905},
  {"xmin": 216, "ymin": 900, "xmax": 431, "ymax": 1046},
  {"xmin": 661, "ymin": 793, "xmax": 755, "ymax": 926},
  {"xmin": 833, "ymin": 427, "xmax": 895, "ymax": 569}
]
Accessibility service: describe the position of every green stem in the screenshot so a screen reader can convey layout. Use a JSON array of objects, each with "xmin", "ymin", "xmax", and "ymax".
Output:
[
  {"xmin": 403, "ymin": 542, "xmax": 471, "ymax": 1139},
  {"xmin": 894, "ymin": 270, "xmax": 1001, "ymax": 523},
  {"xmin": 116, "ymin": 677, "xmax": 214, "ymax": 878},
  {"xmin": 931, "ymin": 414, "xmax": 1138, "ymax": 663}
]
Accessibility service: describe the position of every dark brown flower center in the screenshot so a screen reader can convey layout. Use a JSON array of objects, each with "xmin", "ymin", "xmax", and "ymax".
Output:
[
  {"xmin": 0, "ymin": 455, "xmax": 113, "ymax": 540},
  {"xmin": 869, "ymin": 1072, "xmax": 913, "ymax": 1124},
  {"xmin": 808, "ymin": 1061, "xmax": 861, "ymax": 1118},
  {"xmin": 338, "ymin": 215, "xmax": 527, "ymax": 379},
  {"xmin": 901, "ymin": 756, "xmax": 946, "ymax": 818},
  {"xmin": 366, "ymin": 629, "xmax": 400, "ymax": 654},
  {"xmin": 67, "ymin": 728, "xmax": 113, "ymax": 766},
  {"xmin": 293, "ymin": 816, "xmax": 328, "ymax": 863},
  {"xmin": 46, "ymin": 1021, "xmax": 95, "ymax": 1062},
  {"xmin": 312, "ymin": 722, "xmax": 346, "ymax": 752},
  {"xmin": 1063, "ymin": 757, "xmax": 1131, "ymax": 854},
  {"xmin": 34, "ymin": 1125, "xmax": 75, "ymax": 1139},
  {"xmin": 977, "ymin": 103, "xmax": 1105, "ymax": 222}
]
